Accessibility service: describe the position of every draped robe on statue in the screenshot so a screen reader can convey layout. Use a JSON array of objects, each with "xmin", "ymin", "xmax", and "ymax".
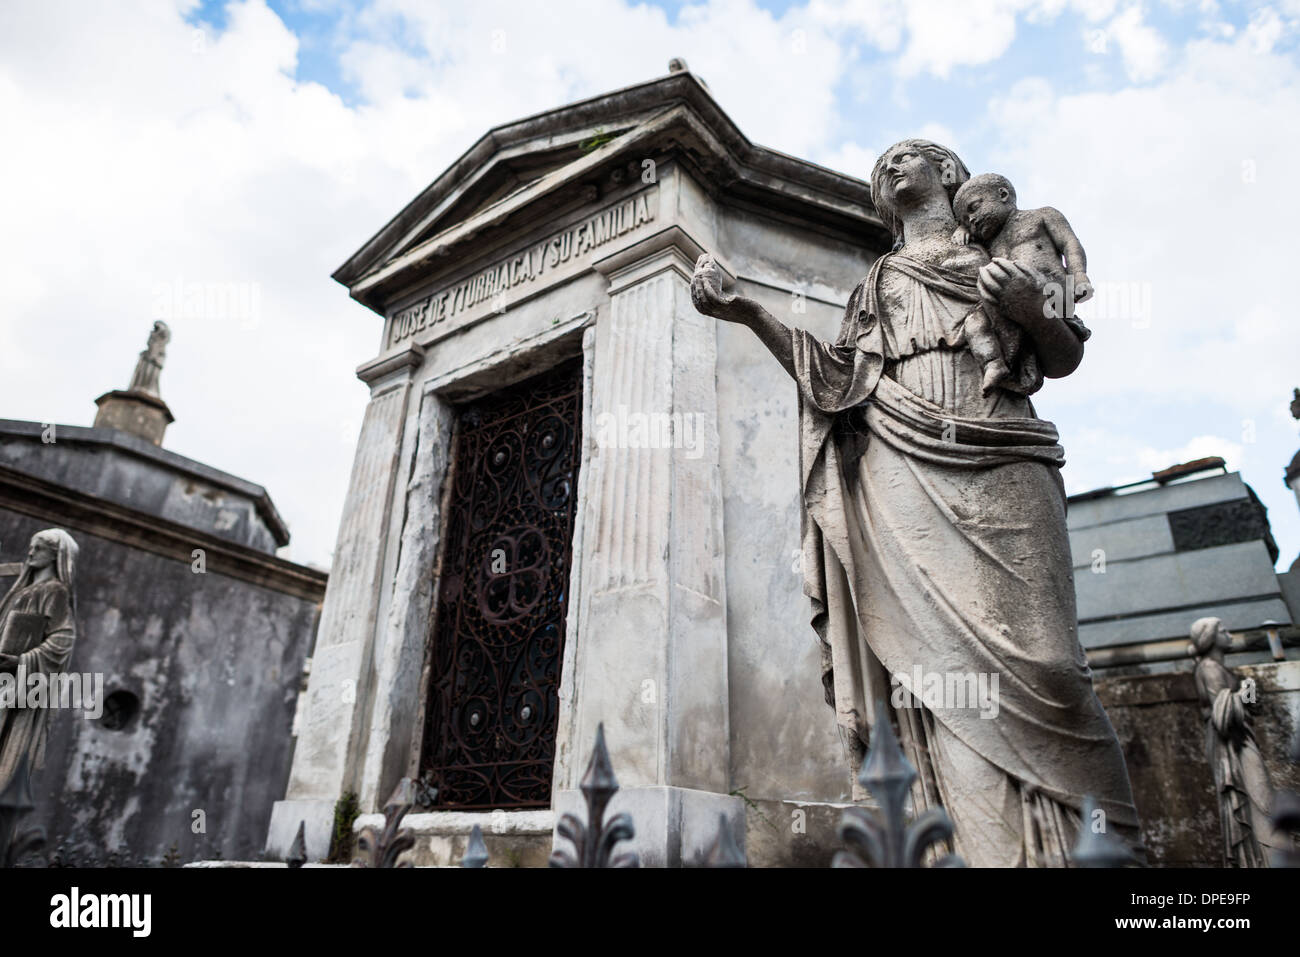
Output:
[
  {"xmin": 1194, "ymin": 658, "xmax": 1288, "ymax": 867},
  {"xmin": 794, "ymin": 253, "xmax": 1142, "ymax": 867}
]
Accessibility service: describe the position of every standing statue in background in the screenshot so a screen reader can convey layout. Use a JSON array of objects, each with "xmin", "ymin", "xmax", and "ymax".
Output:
[
  {"xmin": 127, "ymin": 320, "xmax": 170, "ymax": 397},
  {"xmin": 691, "ymin": 139, "xmax": 1141, "ymax": 866},
  {"xmin": 1190, "ymin": 616, "xmax": 1289, "ymax": 867},
  {"xmin": 0, "ymin": 529, "xmax": 80, "ymax": 792},
  {"xmin": 93, "ymin": 321, "xmax": 175, "ymax": 446}
]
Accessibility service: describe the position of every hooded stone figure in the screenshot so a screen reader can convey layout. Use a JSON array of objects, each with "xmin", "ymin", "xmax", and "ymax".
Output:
[
  {"xmin": 127, "ymin": 320, "xmax": 170, "ymax": 397},
  {"xmin": 0, "ymin": 528, "xmax": 79, "ymax": 792},
  {"xmin": 1190, "ymin": 616, "xmax": 1290, "ymax": 867}
]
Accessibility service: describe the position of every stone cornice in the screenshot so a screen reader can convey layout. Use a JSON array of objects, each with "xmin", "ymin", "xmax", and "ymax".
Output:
[
  {"xmin": 334, "ymin": 71, "xmax": 883, "ymax": 314},
  {"xmin": 590, "ymin": 223, "xmax": 736, "ymax": 295},
  {"xmin": 355, "ymin": 342, "xmax": 425, "ymax": 387},
  {"xmin": 0, "ymin": 419, "xmax": 293, "ymax": 548},
  {"xmin": 0, "ymin": 462, "xmax": 327, "ymax": 603}
]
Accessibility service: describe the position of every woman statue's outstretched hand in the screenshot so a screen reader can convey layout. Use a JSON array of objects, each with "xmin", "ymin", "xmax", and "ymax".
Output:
[
  {"xmin": 690, "ymin": 252, "xmax": 797, "ymax": 378},
  {"xmin": 691, "ymin": 254, "xmax": 741, "ymax": 322}
]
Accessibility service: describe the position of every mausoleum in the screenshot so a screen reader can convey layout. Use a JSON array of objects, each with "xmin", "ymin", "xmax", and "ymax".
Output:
[{"xmin": 269, "ymin": 64, "xmax": 886, "ymax": 867}]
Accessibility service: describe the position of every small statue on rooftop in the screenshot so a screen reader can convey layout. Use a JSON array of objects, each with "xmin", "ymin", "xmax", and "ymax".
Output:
[{"xmin": 127, "ymin": 320, "xmax": 170, "ymax": 397}]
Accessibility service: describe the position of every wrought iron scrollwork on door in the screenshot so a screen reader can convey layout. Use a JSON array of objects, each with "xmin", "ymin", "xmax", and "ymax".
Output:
[{"xmin": 418, "ymin": 359, "xmax": 583, "ymax": 809}]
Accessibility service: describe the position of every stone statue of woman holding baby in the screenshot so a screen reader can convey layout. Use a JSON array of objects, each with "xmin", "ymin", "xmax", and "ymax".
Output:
[{"xmin": 691, "ymin": 139, "xmax": 1142, "ymax": 866}]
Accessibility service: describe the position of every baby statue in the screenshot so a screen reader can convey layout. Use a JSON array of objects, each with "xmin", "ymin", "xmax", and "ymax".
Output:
[{"xmin": 952, "ymin": 173, "xmax": 1093, "ymax": 395}]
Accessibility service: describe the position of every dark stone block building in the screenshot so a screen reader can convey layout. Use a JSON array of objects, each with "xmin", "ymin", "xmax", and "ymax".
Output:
[{"xmin": 0, "ymin": 337, "xmax": 325, "ymax": 864}]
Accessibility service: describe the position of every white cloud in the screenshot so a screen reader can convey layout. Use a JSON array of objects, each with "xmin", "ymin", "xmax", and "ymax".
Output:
[
  {"xmin": 812, "ymin": 0, "xmax": 1037, "ymax": 77},
  {"xmin": 815, "ymin": 140, "xmax": 881, "ymax": 179},
  {"xmin": 0, "ymin": 0, "xmax": 851, "ymax": 567},
  {"xmin": 1105, "ymin": 5, "xmax": 1170, "ymax": 81},
  {"xmin": 895, "ymin": 0, "xmax": 1034, "ymax": 77},
  {"xmin": 1133, "ymin": 435, "xmax": 1244, "ymax": 474},
  {"xmin": 342, "ymin": 0, "xmax": 847, "ymax": 159},
  {"xmin": 812, "ymin": 0, "xmax": 1120, "ymax": 78},
  {"xmin": 986, "ymin": 26, "xmax": 1300, "ymax": 563},
  {"xmin": 1244, "ymin": 6, "xmax": 1287, "ymax": 52},
  {"xmin": 1059, "ymin": 428, "xmax": 1244, "ymax": 493}
]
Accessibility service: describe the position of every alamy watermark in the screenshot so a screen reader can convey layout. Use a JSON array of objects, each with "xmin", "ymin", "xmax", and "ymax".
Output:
[
  {"xmin": 1043, "ymin": 277, "xmax": 1153, "ymax": 327},
  {"xmin": 151, "ymin": 277, "xmax": 262, "ymax": 329},
  {"xmin": 0, "ymin": 667, "xmax": 104, "ymax": 719},
  {"xmin": 890, "ymin": 665, "xmax": 1000, "ymax": 719},
  {"xmin": 594, "ymin": 404, "xmax": 706, "ymax": 459}
]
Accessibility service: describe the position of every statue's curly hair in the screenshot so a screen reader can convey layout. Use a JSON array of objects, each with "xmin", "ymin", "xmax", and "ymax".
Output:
[
  {"xmin": 870, "ymin": 139, "xmax": 971, "ymax": 250},
  {"xmin": 953, "ymin": 173, "xmax": 1017, "ymax": 216}
]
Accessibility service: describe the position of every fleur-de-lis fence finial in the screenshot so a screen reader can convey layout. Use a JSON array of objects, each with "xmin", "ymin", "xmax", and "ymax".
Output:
[
  {"xmin": 703, "ymin": 812, "xmax": 747, "ymax": 868},
  {"xmin": 833, "ymin": 702, "xmax": 963, "ymax": 868},
  {"xmin": 549, "ymin": 723, "xmax": 639, "ymax": 868},
  {"xmin": 286, "ymin": 820, "xmax": 307, "ymax": 869},
  {"xmin": 1070, "ymin": 795, "xmax": 1136, "ymax": 868},
  {"xmin": 462, "ymin": 823, "xmax": 489, "ymax": 868},
  {"xmin": 353, "ymin": 778, "xmax": 417, "ymax": 868}
]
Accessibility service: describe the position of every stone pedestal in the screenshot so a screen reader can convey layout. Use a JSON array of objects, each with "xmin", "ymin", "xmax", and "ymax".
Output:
[
  {"xmin": 352, "ymin": 810, "xmax": 556, "ymax": 868},
  {"xmin": 92, "ymin": 389, "xmax": 173, "ymax": 446}
]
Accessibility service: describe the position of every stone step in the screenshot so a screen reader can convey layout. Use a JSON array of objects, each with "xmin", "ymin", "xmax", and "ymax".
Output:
[{"xmin": 352, "ymin": 809, "xmax": 556, "ymax": 868}]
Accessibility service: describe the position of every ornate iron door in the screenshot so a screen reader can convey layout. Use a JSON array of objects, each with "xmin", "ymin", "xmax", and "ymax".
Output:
[{"xmin": 417, "ymin": 358, "xmax": 583, "ymax": 809}]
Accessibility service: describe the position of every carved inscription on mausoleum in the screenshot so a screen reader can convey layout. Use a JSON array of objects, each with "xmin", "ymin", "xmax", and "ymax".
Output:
[{"xmin": 386, "ymin": 188, "xmax": 658, "ymax": 348}]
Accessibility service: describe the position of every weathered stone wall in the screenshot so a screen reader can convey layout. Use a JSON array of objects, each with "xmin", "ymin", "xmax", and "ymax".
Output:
[
  {"xmin": 0, "ymin": 420, "xmax": 288, "ymax": 553},
  {"xmin": 712, "ymin": 197, "xmax": 877, "ymax": 816},
  {"xmin": 0, "ymin": 426, "xmax": 324, "ymax": 864}
]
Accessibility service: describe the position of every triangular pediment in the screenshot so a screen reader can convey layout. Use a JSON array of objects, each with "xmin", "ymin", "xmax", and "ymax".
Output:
[
  {"xmin": 335, "ymin": 70, "xmax": 885, "ymax": 314},
  {"xmin": 387, "ymin": 127, "xmax": 640, "ymax": 263}
]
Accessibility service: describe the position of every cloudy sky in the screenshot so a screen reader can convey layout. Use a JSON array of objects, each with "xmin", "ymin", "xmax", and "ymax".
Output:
[{"xmin": 2, "ymin": 0, "xmax": 1298, "ymax": 570}]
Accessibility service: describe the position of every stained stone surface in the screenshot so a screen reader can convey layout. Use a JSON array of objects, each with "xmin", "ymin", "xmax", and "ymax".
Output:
[{"xmin": 0, "ymin": 420, "xmax": 324, "ymax": 864}]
